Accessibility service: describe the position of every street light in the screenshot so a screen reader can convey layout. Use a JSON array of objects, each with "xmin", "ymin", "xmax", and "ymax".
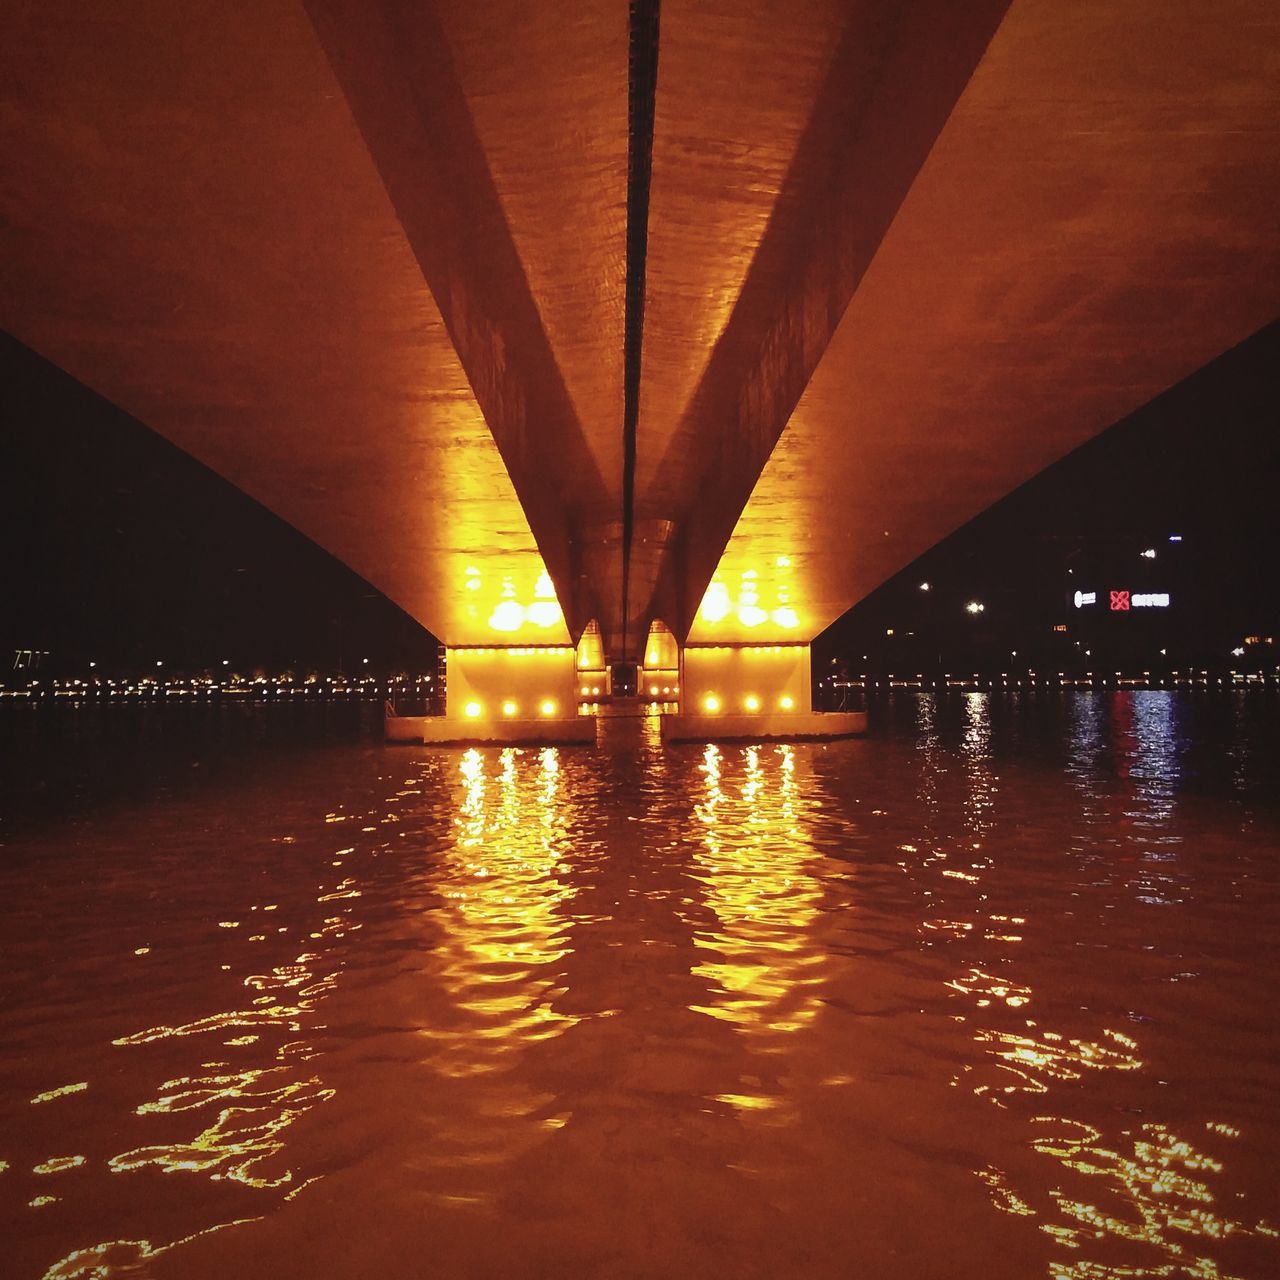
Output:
[{"xmin": 965, "ymin": 601, "xmax": 985, "ymax": 614}]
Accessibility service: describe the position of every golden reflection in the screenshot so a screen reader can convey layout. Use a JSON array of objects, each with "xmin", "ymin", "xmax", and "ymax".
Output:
[
  {"xmin": 109, "ymin": 1070, "xmax": 333, "ymax": 1188},
  {"xmin": 692, "ymin": 744, "xmax": 826, "ymax": 1073},
  {"xmin": 400, "ymin": 747, "xmax": 581, "ymax": 1207},
  {"xmin": 30, "ymin": 1083, "xmax": 88, "ymax": 1105},
  {"xmin": 970, "ymin": 1027, "xmax": 1143, "ymax": 1099},
  {"xmin": 1020, "ymin": 1117, "xmax": 1278, "ymax": 1277},
  {"xmin": 437, "ymin": 748, "xmax": 577, "ymax": 1056},
  {"xmin": 42, "ymin": 806, "xmax": 376, "ymax": 1279}
]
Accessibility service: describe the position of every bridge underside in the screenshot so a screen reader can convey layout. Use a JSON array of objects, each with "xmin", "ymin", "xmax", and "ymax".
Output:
[{"xmin": 3, "ymin": 2, "xmax": 1278, "ymax": 673}]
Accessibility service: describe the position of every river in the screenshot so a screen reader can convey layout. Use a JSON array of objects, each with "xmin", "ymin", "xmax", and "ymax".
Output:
[{"xmin": 2, "ymin": 692, "xmax": 1278, "ymax": 1278}]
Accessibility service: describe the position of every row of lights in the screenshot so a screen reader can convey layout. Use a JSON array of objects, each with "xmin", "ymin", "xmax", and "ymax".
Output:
[
  {"xmin": 687, "ymin": 644, "xmax": 807, "ymax": 654},
  {"xmin": 701, "ymin": 693, "xmax": 796, "ymax": 713},
  {"xmin": 462, "ymin": 698, "xmax": 559, "ymax": 719},
  {"xmin": 451, "ymin": 646, "xmax": 573, "ymax": 657}
]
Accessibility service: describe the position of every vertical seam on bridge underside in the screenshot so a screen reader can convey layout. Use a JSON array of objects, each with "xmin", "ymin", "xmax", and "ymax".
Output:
[{"xmin": 622, "ymin": 0, "xmax": 660, "ymax": 663}]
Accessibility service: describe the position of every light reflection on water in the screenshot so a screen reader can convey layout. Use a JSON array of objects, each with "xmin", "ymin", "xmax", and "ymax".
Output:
[{"xmin": 1, "ymin": 693, "xmax": 1278, "ymax": 1278}]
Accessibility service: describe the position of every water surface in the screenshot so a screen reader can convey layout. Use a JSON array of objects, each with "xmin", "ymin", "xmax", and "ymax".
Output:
[{"xmin": 2, "ymin": 693, "xmax": 1278, "ymax": 1278}]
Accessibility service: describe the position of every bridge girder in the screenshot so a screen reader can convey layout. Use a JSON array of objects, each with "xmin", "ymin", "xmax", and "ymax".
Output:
[{"xmin": 2, "ymin": 1, "xmax": 1278, "ymax": 659}]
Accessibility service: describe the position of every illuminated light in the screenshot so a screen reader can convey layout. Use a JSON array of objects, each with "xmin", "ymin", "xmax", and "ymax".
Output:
[
  {"xmin": 703, "ymin": 694, "xmax": 721, "ymax": 713},
  {"xmin": 464, "ymin": 701, "xmax": 482, "ymax": 718},
  {"xmin": 1141, "ymin": 548, "xmax": 1157, "ymax": 559},
  {"xmin": 591, "ymin": 686, "xmax": 600, "ymax": 696},
  {"xmin": 649, "ymin": 685, "xmax": 659, "ymax": 695},
  {"xmin": 744, "ymin": 694, "xmax": 760, "ymax": 712},
  {"xmin": 771, "ymin": 606, "xmax": 799, "ymax": 629},
  {"xmin": 776, "ymin": 556, "xmax": 791, "ymax": 567},
  {"xmin": 699, "ymin": 581, "xmax": 732, "ymax": 623},
  {"xmin": 919, "ymin": 581, "xmax": 930, "ymax": 591},
  {"xmin": 1131, "ymin": 593, "xmax": 1170, "ymax": 608},
  {"xmin": 488, "ymin": 600, "xmax": 525, "ymax": 631},
  {"xmin": 501, "ymin": 700, "xmax": 518, "ymax": 717},
  {"xmin": 580, "ymin": 685, "xmax": 590, "ymax": 695},
  {"xmin": 525, "ymin": 600, "xmax": 563, "ymax": 627},
  {"xmin": 738, "ymin": 604, "xmax": 767, "ymax": 627},
  {"xmin": 965, "ymin": 601, "xmax": 985, "ymax": 614},
  {"xmin": 1169, "ymin": 534, "xmax": 1182, "ymax": 542},
  {"xmin": 1231, "ymin": 647, "xmax": 1245, "ymax": 658},
  {"xmin": 539, "ymin": 700, "xmax": 556, "ymax": 717},
  {"xmin": 1073, "ymin": 590, "xmax": 1097, "ymax": 608},
  {"xmin": 779, "ymin": 695, "xmax": 795, "ymax": 710}
]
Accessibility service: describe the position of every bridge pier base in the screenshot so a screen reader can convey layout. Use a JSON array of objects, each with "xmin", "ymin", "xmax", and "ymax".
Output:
[
  {"xmin": 660, "ymin": 642, "xmax": 866, "ymax": 742},
  {"xmin": 386, "ymin": 644, "xmax": 595, "ymax": 745}
]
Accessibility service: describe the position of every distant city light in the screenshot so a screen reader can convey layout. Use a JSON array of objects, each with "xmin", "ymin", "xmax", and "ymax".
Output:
[
  {"xmin": 1131, "ymin": 593, "xmax": 1170, "ymax": 608},
  {"xmin": 919, "ymin": 582, "xmax": 930, "ymax": 591},
  {"xmin": 362, "ymin": 657, "xmax": 369, "ymax": 664},
  {"xmin": 1231, "ymin": 647, "xmax": 1245, "ymax": 657},
  {"xmin": 965, "ymin": 601, "xmax": 985, "ymax": 614},
  {"xmin": 1141, "ymin": 548, "xmax": 1157, "ymax": 559},
  {"xmin": 1074, "ymin": 590, "xmax": 1097, "ymax": 608},
  {"xmin": 1168, "ymin": 534, "xmax": 1182, "ymax": 542}
]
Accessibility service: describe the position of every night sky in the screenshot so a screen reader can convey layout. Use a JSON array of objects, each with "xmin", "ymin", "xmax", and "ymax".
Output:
[{"xmin": 2, "ymin": 320, "xmax": 1277, "ymax": 677}]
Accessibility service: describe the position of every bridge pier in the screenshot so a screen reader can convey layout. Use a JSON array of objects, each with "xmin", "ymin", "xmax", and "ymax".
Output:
[
  {"xmin": 386, "ymin": 645, "xmax": 595, "ymax": 745},
  {"xmin": 660, "ymin": 643, "xmax": 866, "ymax": 742}
]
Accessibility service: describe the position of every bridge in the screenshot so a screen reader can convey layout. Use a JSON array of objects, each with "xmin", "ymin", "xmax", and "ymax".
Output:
[{"xmin": 3, "ymin": 2, "xmax": 1278, "ymax": 740}]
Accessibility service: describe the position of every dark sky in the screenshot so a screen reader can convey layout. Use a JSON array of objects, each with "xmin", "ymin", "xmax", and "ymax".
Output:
[
  {"xmin": 816, "ymin": 318, "xmax": 1280, "ymax": 669},
  {"xmin": 0, "ymin": 334, "xmax": 435, "ymax": 675},
  {"xmin": 2, "ymin": 321, "xmax": 1277, "ymax": 675}
]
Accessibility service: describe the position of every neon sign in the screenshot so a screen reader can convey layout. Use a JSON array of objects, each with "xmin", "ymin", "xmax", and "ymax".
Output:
[
  {"xmin": 1073, "ymin": 590, "xmax": 1097, "ymax": 608},
  {"xmin": 1109, "ymin": 590, "xmax": 1169, "ymax": 611}
]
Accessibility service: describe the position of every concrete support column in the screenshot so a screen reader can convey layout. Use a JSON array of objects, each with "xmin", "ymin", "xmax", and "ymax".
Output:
[
  {"xmin": 387, "ymin": 645, "xmax": 594, "ymax": 744},
  {"xmin": 663, "ymin": 643, "xmax": 865, "ymax": 742}
]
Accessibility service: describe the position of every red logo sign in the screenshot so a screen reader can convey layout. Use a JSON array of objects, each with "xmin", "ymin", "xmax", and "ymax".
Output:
[{"xmin": 1110, "ymin": 591, "xmax": 1130, "ymax": 611}]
